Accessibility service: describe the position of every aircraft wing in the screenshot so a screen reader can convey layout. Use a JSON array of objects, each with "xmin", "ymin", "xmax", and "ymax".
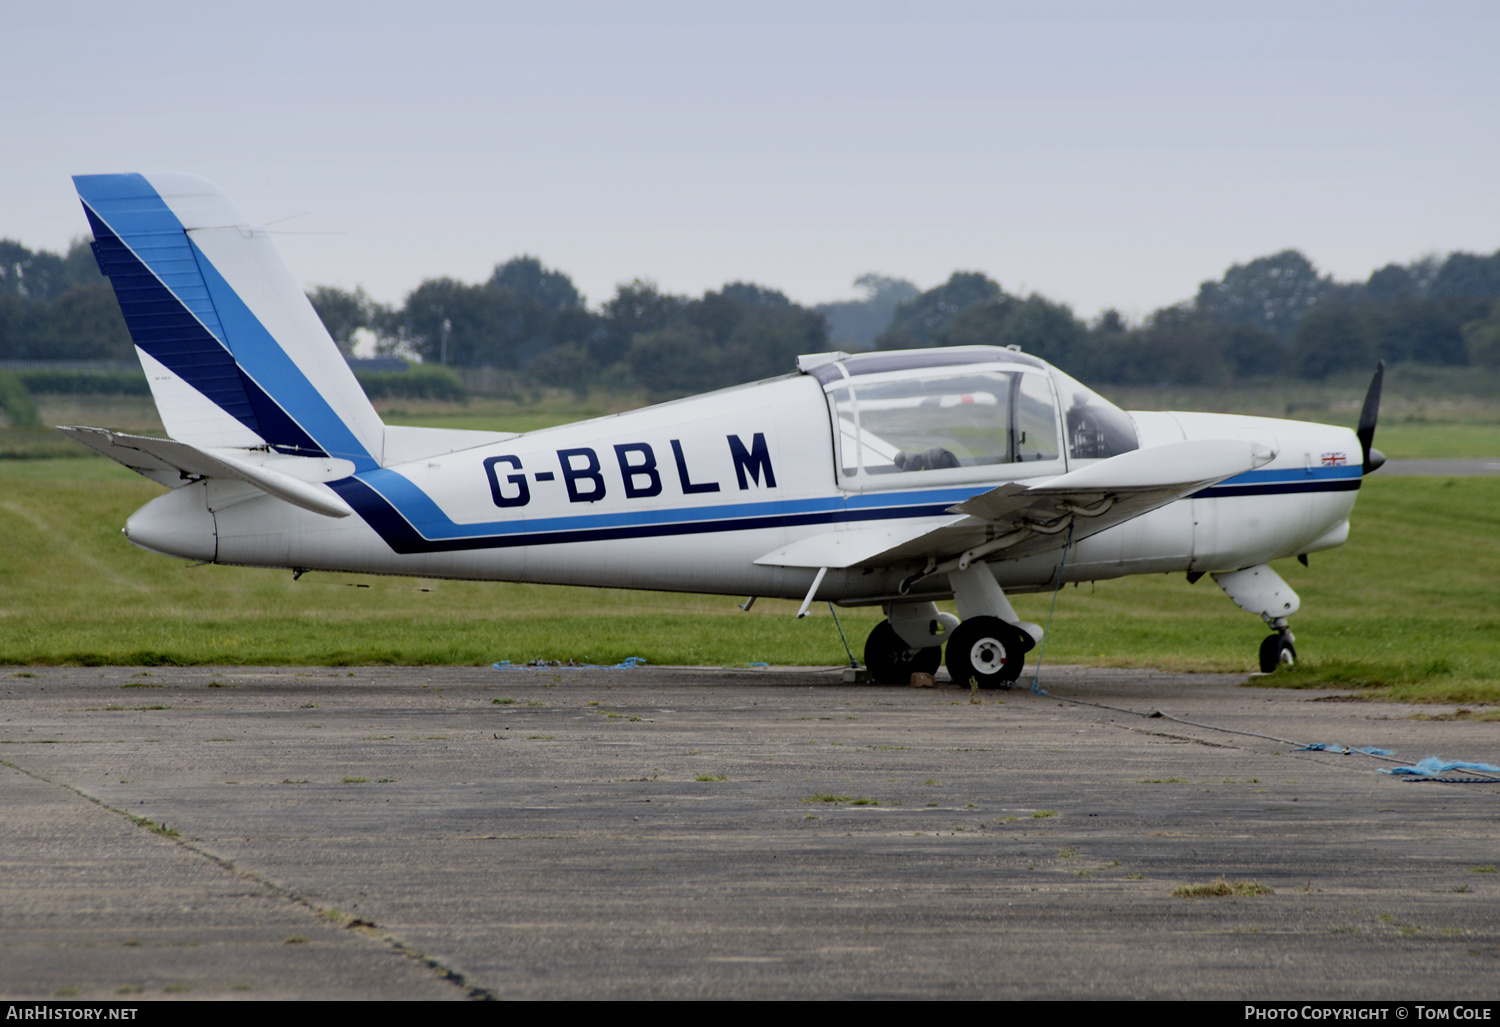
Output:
[
  {"xmin": 58, "ymin": 426, "xmax": 354, "ymax": 518},
  {"xmin": 756, "ymin": 439, "xmax": 1274, "ymax": 571}
]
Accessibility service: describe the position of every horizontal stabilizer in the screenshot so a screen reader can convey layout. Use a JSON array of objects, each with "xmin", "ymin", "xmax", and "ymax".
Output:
[{"xmin": 58, "ymin": 426, "xmax": 353, "ymax": 518}]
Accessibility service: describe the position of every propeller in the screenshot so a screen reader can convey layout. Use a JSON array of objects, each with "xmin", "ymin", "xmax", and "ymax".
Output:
[{"xmin": 1357, "ymin": 361, "xmax": 1385, "ymax": 474}]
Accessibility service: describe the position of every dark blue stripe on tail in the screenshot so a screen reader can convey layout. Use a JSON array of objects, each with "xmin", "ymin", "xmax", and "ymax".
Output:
[
  {"xmin": 83, "ymin": 201, "xmax": 327, "ymax": 458},
  {"xmin": 85, "ymin": 205, "xmax": 263, "ymax": 435}
]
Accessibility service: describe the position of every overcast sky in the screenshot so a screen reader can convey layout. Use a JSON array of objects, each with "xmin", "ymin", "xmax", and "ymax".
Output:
[{"xmin": 6, "ymin": 0, "xmax": 1497, "ymax": 322}]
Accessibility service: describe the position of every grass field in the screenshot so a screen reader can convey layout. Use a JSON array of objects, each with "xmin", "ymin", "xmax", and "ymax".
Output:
[{"xmin": 1, "ymin": 448, "xmax": 1496, "ymax": 704}]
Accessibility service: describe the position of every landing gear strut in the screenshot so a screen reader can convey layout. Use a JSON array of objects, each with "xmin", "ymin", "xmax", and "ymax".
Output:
[{"xmin": 1213, "ymin": 564, "xmax": 1303, "ymax": 675}]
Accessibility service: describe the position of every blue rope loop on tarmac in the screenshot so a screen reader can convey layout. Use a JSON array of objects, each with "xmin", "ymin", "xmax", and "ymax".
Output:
[{"xmin": 1378, "ymin": 756, "xmax": 1500, "ymax": 780}]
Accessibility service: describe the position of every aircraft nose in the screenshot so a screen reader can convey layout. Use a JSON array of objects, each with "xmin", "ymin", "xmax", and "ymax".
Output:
[
  {"xmin": 1364, "ymin": 448, "xmax": 1386, "ymax": 473},
  {"xmin": 124, "ymin": 487, "xmax": 217, "ymax": 561}
]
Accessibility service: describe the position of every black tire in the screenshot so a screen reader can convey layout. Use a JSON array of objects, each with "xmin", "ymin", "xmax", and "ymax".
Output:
[
  {"xmin": 945, "ymin": 616, "xmax": 1029, "ymax": 690},
  {"xmin": 1258, "ymin": 633, "xmax": 1296, "ymax": 673},
  {"xmin": 863, "ymin": 620, "xmax": 942, "ymax": 685}
]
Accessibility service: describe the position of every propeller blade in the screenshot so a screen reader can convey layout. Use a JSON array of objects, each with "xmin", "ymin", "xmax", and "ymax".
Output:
[{"xmin": 1357, "ymin": 361, "xmax": 1384, "ymax": 474}]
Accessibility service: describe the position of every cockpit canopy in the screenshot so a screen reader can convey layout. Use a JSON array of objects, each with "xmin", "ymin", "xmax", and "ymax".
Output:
[{"xmin": 798, "ymin": 346, "xmax": 1138, "ymax": 487}]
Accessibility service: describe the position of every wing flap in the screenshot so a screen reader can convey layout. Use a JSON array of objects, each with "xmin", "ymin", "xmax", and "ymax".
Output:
[{"xmin": 753, "ymin": 517, "xmax": 967, "ymax": 569}]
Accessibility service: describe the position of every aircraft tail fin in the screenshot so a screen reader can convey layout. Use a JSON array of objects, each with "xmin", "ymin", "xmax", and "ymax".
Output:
[{"xmin": 73, "ymin": 173, "xmax": 384, "ymax": 470}]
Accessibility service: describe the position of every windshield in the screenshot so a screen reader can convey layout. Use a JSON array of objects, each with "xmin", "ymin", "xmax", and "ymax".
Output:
[{"xmin": 1049, "ymin": 368, "xmax": 1140, "ymax": 461}]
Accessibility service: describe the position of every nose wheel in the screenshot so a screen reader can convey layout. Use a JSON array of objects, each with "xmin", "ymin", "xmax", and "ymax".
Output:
[{"xmin": 1258, "ymin": 631, "xmax": 1296, "ymax": 673}]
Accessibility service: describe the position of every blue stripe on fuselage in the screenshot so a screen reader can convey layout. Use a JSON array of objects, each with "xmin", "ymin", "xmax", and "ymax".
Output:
[
  {"xmin": 329, "ymin": 471, "xmax": 979, "ymax": 554},
  {"xmin": 331, "ymin": 479, "xmax": 956, "ymax": 555},
  {"xmin": 1190, "ymin": 464, "xmax": 1362, "ymax": 498},
  {"xmin": 330, "ymin": 464, "xmax": 1364, "ymax": 556}
]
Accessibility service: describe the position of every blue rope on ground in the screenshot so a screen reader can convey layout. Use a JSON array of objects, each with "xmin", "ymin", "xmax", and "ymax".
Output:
[
  {"xmin": 1379, "ymin": 756, "xmax": 1500, "ymax": 779},
  {"xmin": 1296, "ymin": 743, "xmax": 1395, "ymax": 755}
]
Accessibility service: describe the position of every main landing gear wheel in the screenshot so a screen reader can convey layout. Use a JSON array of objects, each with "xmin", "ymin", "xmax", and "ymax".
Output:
[
  {"xmin": 945, "ymin": 616, "xmax": 1030, "ymax": 690},
  {"xmin": 863, "ymin": 620, "xmax": 943, "ymax": 685},
  {"xmin": 1259, "ymin": 632, "xmax": 1296, "ymax": 673}
]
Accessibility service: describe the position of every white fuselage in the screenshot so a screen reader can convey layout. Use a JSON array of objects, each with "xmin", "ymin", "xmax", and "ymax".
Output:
[{"xmin": 128, "ymin": 369, "xmax": 1364, "ymax": 606}]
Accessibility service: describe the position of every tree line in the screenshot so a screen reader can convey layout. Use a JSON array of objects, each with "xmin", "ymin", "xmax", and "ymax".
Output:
[
  {"xmin": 5, "ymin": 236, "xmax": 1500, "ymax": 397},
  {"xmin": 874, "ymin": 250, "xmax": 1500, "ymax": 385}
]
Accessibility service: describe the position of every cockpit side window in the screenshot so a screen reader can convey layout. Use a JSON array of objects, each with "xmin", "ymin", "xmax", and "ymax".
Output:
[
  {"xmin": 1015, "ymin": 372, "xmax": 1061, "ymax": 462},
  {"xmin": 827, "ymin": 370, "xmax": 1062, "ymax": 481}
]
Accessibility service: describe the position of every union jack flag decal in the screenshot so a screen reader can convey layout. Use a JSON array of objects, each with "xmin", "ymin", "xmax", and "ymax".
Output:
[{"xmin": 1321, "ymin": 452, "xmax": 1347, "ymax": 467}]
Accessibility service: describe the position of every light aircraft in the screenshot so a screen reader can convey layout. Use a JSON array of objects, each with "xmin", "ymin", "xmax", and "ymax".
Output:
[{"xmin": 64, "ymin": 173, "xmax": 1384, "ymax": 687}]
